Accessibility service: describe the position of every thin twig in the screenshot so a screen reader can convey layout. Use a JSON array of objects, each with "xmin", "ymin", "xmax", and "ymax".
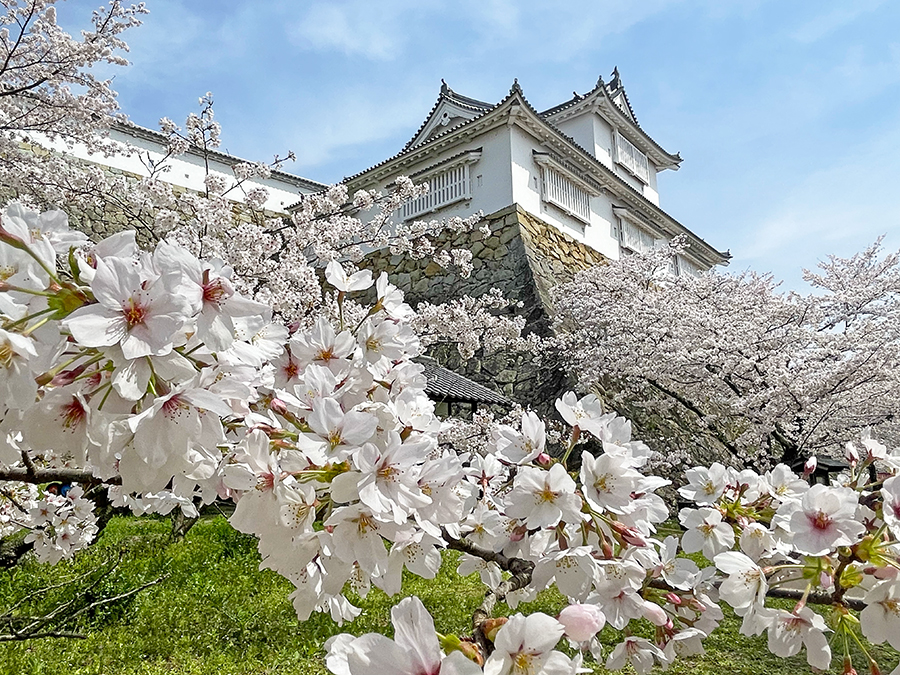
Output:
[{"xmin": 0, "ymin": 630, "xmax": 86, "ymax": 641}]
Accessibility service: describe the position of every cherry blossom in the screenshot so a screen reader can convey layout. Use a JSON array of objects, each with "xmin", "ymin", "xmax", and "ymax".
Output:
[
  {"xmin": 714, "ymin": 551, "xmax": 768, "ymax": 615},
  {"xmin": 861, "ymin": 581, "xmax": 900, "ymax": 650},
  {"xmin": 63, "ymin": 255, "xmax": 190, "ymax": 359},
  {"xmin": 788, "ymin": 484, "xmax": 864, "ymax": 556},
  {"xmin": 504, "ymin": 464, "xmax": 582, "ymax": 530},
  {"xmin": 679, "ymin": 507, "xmax": 735, "ymax": 559},
  {"xmin": 766, "ymin": 607, "xmax": 831, "ymax": 670},
  {"xmin": 557, "ymin": 603, "xmax": 605, "ymax": 643}
]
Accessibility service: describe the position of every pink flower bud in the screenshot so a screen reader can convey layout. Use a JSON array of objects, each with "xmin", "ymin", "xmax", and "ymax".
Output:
[
  {"xmin": 802, "ymin": 455, "xmax": 817, "ymax": 479},
  {"xmin": 268, "ymin": 397, "xmax": 288, "ymax": 416},
  {"xmin": 845, "ymin": 442, "xmax": 859, "ymax": 466},
  {"xmin": 611, "ymin": 520, "xmax": 647, "ymax": 547},
  {"xmin": 642, "ymin": 600, "xmax": 668, "ymax": 626},
  {"xmin": 509, "ymin": 524, "xmax": 528, "ymax": 543},
  {"xmin": 536, "ymin": 452, "xmax": 552, "ymax": 467},
  {"xmin": 874, "ymin": 566, "xmax": 899, "ymax": 580},
  {"xmin": 665, "ymin": 592, "xmax": 682, "ymax": 605},
  {"xmin": 558, "ymin": 603, "xmax": 605, "ymax": 642}
]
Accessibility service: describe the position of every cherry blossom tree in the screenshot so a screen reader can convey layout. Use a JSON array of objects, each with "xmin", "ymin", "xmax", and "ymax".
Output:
[
  {"xmin": 3, "ymin": 2, "xmax": 900, "ymax": 674},
  {"xmin": 553, "ymin": 240, "xmax": 900, "ymax": 471},
  {"xmin": 0, "ymin": 0, "xmax": 146, "ymax": 209}
]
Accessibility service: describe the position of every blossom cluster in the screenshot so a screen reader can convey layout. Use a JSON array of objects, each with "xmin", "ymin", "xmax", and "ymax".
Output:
[
  {"xmin": 23, "ymin": 485, "xmax": 98, "ymax": 564},
  {"xmin": 4, "ymin": 203, "xmax": 900, "ymax": 674},
  {"xmin": 553, "ymin": 239, "xmax": 900, "ymax": 473},
  {"xmin": 679, "ymin": 453, "xmax": 900, "ymax": 672}
]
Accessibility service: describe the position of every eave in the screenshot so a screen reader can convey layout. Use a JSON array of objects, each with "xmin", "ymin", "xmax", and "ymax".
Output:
[{"xmin": 541, "ymin": 77, "xmax": 682, "ymax": 171}]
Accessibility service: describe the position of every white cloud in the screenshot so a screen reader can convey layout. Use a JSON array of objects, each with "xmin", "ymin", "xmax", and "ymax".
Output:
[
  {"xmin": 730, "ymin": 123, "xmax": 900, "ymax": 286},
  {"xmin": 288, "ymin": 0, "xmax": 683, "ymax": 63},
  {"xmin": 272, "ymin": 84, "xmax": 436, "ymax": 174},
  {"xmin": 791, "ymin": 0, "xmax": 888, "ymax": 44},
  {"xmin": 289, "ymin": 0, "xmax": 432, "ymax": 60}
]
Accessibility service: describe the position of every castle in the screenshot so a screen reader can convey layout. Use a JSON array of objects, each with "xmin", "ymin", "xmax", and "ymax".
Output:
[{"xmin": 61, "ymin": 71, "xmax": 730, "ymax": 411}]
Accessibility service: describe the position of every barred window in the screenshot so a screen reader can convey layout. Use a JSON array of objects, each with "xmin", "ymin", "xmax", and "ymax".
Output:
[
  {"xmin": 619, "ymin": 219, "xmax": 656, "ymax": 254},
  {"xmin": 401, "ymin": 165, "xmax": 470, "ymax": 220},
  {"xmin": 541, "ymin": 165, "xmax": 590, "ymax": 222},
  {"xmin": 615, "ymin": 129, "xmax": 651, "ymax": 184}
]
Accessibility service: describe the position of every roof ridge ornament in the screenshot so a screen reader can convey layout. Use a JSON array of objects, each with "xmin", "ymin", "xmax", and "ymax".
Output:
[
  {"xmin": 509, "ymin": 78, "xmax": 522, "ymax": 95},
  {"xmin": 440, "ymin": 78, "xmax": 450, "ymax": 95},
  {"xmin": 609, "ymin": 66, "xmax": 621, "ymax": 90}
]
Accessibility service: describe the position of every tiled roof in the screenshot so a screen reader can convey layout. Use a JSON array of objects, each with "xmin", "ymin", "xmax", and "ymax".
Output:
[
  {"xmin": 415, "ymin": 356, "xmax": 512, "ymax": 405},
  {"xmin": 539, "ymin": 69, "xmax": 681, "ymax": 167},
  {"xmin": 605, "ymin": 67, "xmax": 640, "ymax": 126},
  {"xmin": 439, "ymin": 80, "xmax": 494, "ymax": 112},
  {"xmin": 341, "ymin": 81, "xmax": 518, "ymax": 185},
  {"xmin": 339, "ymin": 79, "xmax": 729, "ymax": 265},
  {"xmin": 399, "ymin": 81, "xmax": 494, "ymax": 154}
]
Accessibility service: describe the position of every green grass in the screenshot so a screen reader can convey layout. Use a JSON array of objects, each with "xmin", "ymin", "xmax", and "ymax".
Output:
[{"xmin": 0, "ymin": 516, "xmax": 896, "ymax": 674}]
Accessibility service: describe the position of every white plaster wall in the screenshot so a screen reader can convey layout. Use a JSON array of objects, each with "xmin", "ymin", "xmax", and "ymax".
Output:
[
  {"xmin": 509, "ymin": 124, "xmax": 620, "ymax": 260},
  {"xmin": 552, "ymin": 115, "xmax": 594, "ymax": 158},
  {"xmin": 37, "ymin": 128, "xmax": 319, "ymax": 213},
  {"xmin": 592, "ymin": 115, "xmax": 614, "ymax": 168}
]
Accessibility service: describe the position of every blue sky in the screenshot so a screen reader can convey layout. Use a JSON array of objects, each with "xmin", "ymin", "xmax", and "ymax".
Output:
[{"xmin": 68, "ymin": 0, "xmax": 900, "ymax": 287}]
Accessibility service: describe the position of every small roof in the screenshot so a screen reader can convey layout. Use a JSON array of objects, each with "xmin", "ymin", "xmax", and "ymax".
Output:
[
  {"xmin": 540, "ymin": 69, "xmax": 681, "ymax": 170},
  {"xmin": 415, "ymin": 356, "xmax": 512, "ymax": 406},
  {"xmin": 401, "ymin": 81, "xmax": 494, "ymax": 153}
]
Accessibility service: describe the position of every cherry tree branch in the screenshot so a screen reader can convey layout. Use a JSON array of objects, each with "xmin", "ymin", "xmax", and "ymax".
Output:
[
  {"xmin": 443, "ymin": 531, "xmax": 535, "ymax": 656},
  {"xmin": 0, "ymin": 554, "xmax": 168, "ymax": 642},
  {"xmin": 0, "ymin": 467, "xmax": 121, "ymax": 485}
]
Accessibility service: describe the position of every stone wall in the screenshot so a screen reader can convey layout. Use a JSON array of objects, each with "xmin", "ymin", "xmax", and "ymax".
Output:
[{"xmin": 361, "ymin": 204, "xmax": 608, "ymax": 414}]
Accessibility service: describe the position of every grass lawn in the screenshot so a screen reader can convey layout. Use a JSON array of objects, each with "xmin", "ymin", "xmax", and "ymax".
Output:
[{"xmin": 0, "ymin": 515, "xmax": 896, "ymax": 674}]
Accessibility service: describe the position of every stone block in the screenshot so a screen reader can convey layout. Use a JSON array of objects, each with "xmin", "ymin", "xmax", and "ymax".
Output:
[
  {"xmin": 499, "ymin": 227, "xmax": 518, "ymax": 245},
  {"xmin": 497, "ymin": 369, "xmax": 518, "ymax": 384}
]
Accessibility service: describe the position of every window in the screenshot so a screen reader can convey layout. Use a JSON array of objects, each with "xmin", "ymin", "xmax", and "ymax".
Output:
[
  {"xmin": 540, "ymin": 165, "xmax": 591, "ymax": 222},
  {"xmin": 619, "ymin": 219, "xmax": 656, "ymax": 254},
  {"xmin": 677, "ymin": 255, "xmax": 703, "ymax": 277},
  {"xmin": 667, "ymin": 254, "xmax": 680, "ymax": 277},
  {"xmin": 614, "ymin": 129, "xmax": 650, "ymax": 184},
  {"xmin": 401, "ymin": 164, "xmax": 471, "ymax": 220}
]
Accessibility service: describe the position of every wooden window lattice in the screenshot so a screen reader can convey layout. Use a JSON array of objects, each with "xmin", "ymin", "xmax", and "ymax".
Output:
[
  {"xmin": 614, "ymin": 130, "xmax": 651, "ymax": 184},
  {"xmin": 401, "ymin": 165, "xmax": 470, "ymax": 220},
  {"xmin": 541, "ymin": 165, "xmax": 591, "ymax": 222}
]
